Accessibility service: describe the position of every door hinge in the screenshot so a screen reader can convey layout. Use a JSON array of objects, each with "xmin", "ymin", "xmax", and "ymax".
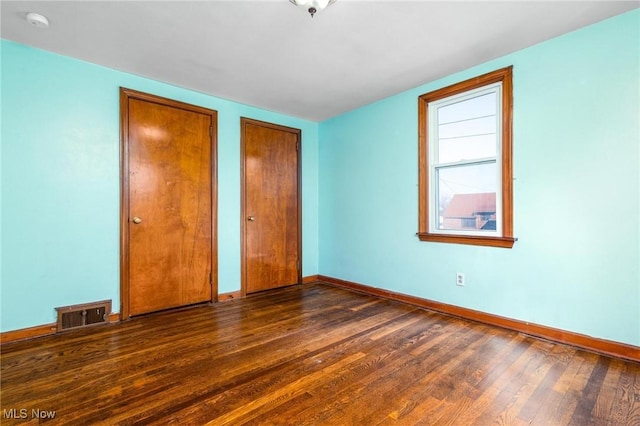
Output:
[
  {"xmin": 296, "ymin": 260, "xmax": 300, "ymax": 271},
  {"xmin": 209, "ymin": 126, "xmax": 213, "ymax": 137},
  {"xmin": 209, "ymin": 272, "xmax": 212, "ymax": 284},
  {"xmin": 296, "ymin": 142, "xmax": 300, "ymax": 151}
]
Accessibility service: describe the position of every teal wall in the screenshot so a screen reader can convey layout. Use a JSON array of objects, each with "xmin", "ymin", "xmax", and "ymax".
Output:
[
  {"xmin": 319, "ymin": 10, "xmax": 640, "ymax": 346},
  {"xmin": 2, "ymin": 10, "xmax": 639, "ymax": 347},
  {"xmin": 1, "ymin": 40, "xmax": 319, "ymax": 332}
]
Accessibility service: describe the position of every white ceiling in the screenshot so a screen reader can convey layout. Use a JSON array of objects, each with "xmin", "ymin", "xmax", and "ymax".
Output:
[{"xmin": 2, "ymin": 1, "xmax": 638, "ymax": 121}]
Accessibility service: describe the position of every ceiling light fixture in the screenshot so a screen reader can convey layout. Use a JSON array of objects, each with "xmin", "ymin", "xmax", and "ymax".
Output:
[
  {"xmin": 290, "ymin": 0, "xmax": 336, "ymax": 18},
  {"xmin": 26, "ymin": 12, "xmax": 49, "ymax": 28}
]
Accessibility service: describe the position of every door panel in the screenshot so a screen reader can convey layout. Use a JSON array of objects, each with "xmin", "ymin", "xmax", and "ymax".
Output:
[
  {"xmin": 121, "ymin": 89, "xmax": 217, "ymax": 317},
  {"xmin": 242, "ymin": 119, "xmax": 301, "ymax": 294}
]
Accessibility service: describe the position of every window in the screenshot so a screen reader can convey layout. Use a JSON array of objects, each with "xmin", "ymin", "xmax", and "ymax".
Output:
[{"xmin": 418, "ymin": 67, "xmax": 515, "ymax": 248}]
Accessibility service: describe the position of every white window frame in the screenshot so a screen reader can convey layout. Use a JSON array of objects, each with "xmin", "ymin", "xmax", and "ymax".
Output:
[{"xmin": 428, "ymin": 83, "xmax": 503, "ymax": 237}]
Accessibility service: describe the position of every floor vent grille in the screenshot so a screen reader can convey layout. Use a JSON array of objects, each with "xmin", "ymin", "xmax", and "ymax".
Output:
[{"xmin": 55, "ymin": 300, "xmax": 112, "ymax": 332}]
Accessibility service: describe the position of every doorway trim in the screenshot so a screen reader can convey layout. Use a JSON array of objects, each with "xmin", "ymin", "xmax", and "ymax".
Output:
[
  {"xmin": 119, "ymin": 88, "xmax": 218, "ymax": 319},
  {"xmin": 240, "ymin": 117, "xmax": 302, "ymax": 297}
]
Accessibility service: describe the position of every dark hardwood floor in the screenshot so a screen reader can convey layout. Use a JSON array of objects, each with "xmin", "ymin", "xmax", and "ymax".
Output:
[{"xmin": 1, "ymin": 283, "xmax": 639, "ymax": 425}]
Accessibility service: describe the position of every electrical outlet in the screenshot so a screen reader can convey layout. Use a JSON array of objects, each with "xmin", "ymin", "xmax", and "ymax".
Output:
[{"xmin": 456, "ymin": 272, "xmax": 465, "ymax": 286}]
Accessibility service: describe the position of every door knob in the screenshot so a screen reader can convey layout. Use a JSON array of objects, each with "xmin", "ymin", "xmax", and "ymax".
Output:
[
  {"xmin": 132, "ymin": 216, "xmax": 142, "ymax": 224},
  {"xmin": 247, "ymin": 216, "xmax": 255, "ymax": 221}
]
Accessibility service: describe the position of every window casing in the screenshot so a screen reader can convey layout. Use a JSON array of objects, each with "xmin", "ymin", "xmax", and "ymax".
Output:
[{"xmin": 418, "ymin": 67, "xmax": 515, "ymax": 248}]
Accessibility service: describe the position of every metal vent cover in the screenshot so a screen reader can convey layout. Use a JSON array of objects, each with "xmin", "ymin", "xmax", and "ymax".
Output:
[{"xmin": 55, "ymin": 300, "xmax": 112, "ymax": 332}]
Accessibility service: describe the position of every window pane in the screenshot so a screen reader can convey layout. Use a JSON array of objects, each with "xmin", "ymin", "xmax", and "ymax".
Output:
[
  {"xmin": 437, "ymin": 92, "xmax": 497, "ymax": 163},
  {"xmin": 438, "ymin": 134, "xmax": 496, "ymax": 164},
  {"xmin": 438, "ymin": 92, "xmax": 496, "ymax": 124},
  {"xmin": 438, "ymin": 114, "xmax": 495, "ymax": 139},
  {"xmin": 436, "ymin": 162, "xmax": 497, "ymax": 231}
]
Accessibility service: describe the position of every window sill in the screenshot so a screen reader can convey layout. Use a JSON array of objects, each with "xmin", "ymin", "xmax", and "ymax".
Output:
[{"xmin": 417, "ymin": 233, "xmax": 517, "ymax": 248}]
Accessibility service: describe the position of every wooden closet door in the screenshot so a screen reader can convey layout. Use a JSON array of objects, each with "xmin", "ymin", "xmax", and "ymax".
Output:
[
  {"xmin": 121, "ymin": 89, "xmax": 217, "ymax": 317},
  {"xmin": 241, "ymin": 118, "xmax": 301, "ymax": 294}
]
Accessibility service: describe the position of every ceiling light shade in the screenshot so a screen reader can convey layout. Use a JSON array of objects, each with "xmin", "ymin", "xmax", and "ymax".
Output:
[
  {"xmin": 25, "ymin": 12, "xmax": 49, "ymax": 28},
  {"xmin": 290, "ymin": 0, "xmax": 336, "ymax": 18}
]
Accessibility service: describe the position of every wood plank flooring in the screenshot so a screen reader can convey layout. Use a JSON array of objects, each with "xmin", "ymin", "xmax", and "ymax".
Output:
[{"xmin": 1, "ymin": 283, "xmax": 639, "ymax": 425}]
